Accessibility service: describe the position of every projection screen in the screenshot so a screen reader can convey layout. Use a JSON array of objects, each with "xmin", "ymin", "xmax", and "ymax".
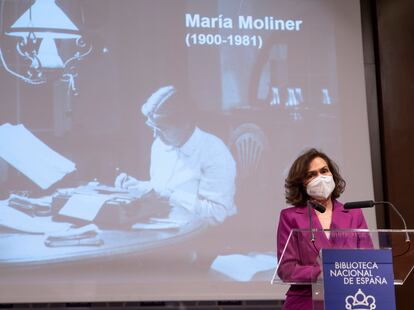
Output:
[{"xmin": 0, "ymin": 0, "xmax": 376, "ymax": 303}]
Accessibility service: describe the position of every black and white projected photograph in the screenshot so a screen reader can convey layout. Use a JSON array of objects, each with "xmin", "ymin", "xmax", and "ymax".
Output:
[{"xmin": 0, "ymin": 0, "xmax": 375, "ymax": 303}]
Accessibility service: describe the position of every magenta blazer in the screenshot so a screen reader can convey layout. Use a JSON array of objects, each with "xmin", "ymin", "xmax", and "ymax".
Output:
[{"xmin": 276, "ymin": 200, "xmax": 372, "ymax": 310}]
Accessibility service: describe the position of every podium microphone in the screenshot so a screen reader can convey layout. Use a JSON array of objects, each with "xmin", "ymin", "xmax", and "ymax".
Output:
[
  {"xmin": 343, "ymin": 200, "xmax": 375, "ymax": 209},
  {"xmin": 309, "ymin": 200, "xmax": 326, "ymax": 213},
  {"xmin": 344, "ymin": 200, "xmax": 410, "ymax": 243},
  {"xmin": 307, "ymin": 200, "xmax": 326, "ymax": 242}
]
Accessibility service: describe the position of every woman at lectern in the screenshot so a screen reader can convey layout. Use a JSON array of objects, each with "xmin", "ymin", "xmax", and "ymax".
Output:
[{"xmin": 276, "ymin": 148, "xmax": 372, "ymax": 310}]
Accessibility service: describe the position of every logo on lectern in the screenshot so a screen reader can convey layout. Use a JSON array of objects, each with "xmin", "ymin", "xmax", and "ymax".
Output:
[{"xmin": 345, "ymin": 288, "xmax": 376, "ymax": 310}]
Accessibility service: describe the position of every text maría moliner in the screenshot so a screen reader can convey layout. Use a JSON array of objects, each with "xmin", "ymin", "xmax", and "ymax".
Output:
[{"xmin": 185, "ymin": 14, "xmax": 303, "ymax": 31}]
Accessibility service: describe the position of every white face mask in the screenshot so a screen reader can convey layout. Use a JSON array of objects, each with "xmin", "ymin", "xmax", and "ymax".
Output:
[{"xmin": 306, "ymin": 175, "xmax": 335, "ymax": 200}]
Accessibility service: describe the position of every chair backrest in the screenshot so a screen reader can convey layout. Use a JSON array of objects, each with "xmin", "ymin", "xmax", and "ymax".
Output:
[{"xmin": 230, "ymin": 123, "xmax": 267, "ymax": 180}]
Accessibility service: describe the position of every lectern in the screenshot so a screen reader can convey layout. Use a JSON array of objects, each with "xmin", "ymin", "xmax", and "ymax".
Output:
[{"xmin": 272, "ymin": 229, "xmax": 414, "ymax": 310}]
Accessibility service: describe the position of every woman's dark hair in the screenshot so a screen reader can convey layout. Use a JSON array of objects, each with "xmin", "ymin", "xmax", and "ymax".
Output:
[{"xmin": 285, "ymin": 148, "xmax": 346, "ymax": 206}]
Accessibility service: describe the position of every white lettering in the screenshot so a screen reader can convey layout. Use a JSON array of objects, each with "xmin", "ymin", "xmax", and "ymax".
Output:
[
  {"xmin": 330, "ymin": 269, "xmax": 373, "ymax": 277},
  {"xmin": 185, "ymin": 14, "xmax": 232, "ymax": 29},
  {"xmin": 186, "ymin": 14, "xmax": 200, "ymax": 28},
  {"xmin": 334, "ymin": 261, "xmax": 379, "ymax": 269},
  {"xmin": 238, "ymin": 16, "xmax": 303, "ymax": 31},
  {"xmin": 356, "ymin": 276, "xmax": 388, "ymax": 285}
]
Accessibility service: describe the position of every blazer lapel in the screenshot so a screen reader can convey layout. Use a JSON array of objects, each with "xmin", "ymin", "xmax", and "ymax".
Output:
[{"xmin": 294, "ymin": 206, "xmax": 330, "ymax": 255}]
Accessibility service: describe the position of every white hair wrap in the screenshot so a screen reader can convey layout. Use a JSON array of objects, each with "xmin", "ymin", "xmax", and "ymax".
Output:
[{"xmin": 141, "ymin": 85, "xmax": 176, "ymax": 117}]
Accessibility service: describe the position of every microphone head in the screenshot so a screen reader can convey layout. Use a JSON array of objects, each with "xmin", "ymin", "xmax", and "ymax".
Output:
[
  {"xmin": 309, "ymin": 200, "xmax": 326, "ymax": 213},
  {"xmin": 343, "ymin": 200, "xmax": 375, "ymax": 209}
]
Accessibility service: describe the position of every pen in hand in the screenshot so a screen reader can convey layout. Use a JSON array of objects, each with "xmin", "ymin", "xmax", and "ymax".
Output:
[
  {"xmin": 115, "ymin": 172, "xmax": 141, "ymax": 189},
  {"xmin": 114, "ymin": 171, "xmax": 129, "ymax": 189}
]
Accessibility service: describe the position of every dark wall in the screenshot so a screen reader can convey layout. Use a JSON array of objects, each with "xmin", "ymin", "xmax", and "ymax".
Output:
[{"xmin": 363, "ymin": 0, "xmax": 414, "ymax": 309}]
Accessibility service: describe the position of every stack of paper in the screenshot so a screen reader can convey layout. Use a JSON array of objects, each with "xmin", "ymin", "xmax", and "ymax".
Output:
[{"xmin": 0, "ymin": 123, "xmax": 76, "ymax": 189}]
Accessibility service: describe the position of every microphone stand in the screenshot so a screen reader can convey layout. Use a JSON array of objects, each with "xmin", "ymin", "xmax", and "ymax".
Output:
[
  {"xmin": 376, "ymin": 201, "xmax": 410, "ymax": 243},
  {"xmin": 307, "ymin": 202, "xmax": 316, "ymax": 243}
]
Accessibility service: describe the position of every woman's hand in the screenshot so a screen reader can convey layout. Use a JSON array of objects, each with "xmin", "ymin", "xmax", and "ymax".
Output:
[{"xmin": 114, "ymin": 173, "xmax": 140, "ymax": 189}]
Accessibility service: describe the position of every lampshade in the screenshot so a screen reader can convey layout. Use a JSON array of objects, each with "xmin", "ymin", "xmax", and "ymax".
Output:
[
  {"xmin": 0, "ymin": 0, "xmax": 92, "ymax": 93},
  {"xmin": 6, "ymin": 0, "xmax": 81, "ymax": 39}
]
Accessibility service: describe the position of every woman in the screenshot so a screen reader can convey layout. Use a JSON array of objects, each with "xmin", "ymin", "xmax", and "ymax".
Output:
[{"xmin": 276, "ymin": 148, "xmax": 372, "ymax": 310}]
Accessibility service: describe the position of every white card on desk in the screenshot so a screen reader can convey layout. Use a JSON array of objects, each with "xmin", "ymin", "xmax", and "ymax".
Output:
[{"xmin": 58, "ymin": 193, "xmax": 111, "ymax": 221}]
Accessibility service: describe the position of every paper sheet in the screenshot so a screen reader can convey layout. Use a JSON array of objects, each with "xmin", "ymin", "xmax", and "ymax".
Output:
[
  {"xmin": 210, "ymin": 253, "xmax": 277, "ymax": 282},
  {"xmin": 132, "ymin": 217, "xmax": 188, "ymax": 230},
  {"xmin": 0, "ymin": 205, "xmax": 71, "ymax": 234},
  {"xmin": 58, "ymin": 193, "xmax": 111, "ymax": 221},
  {"xmin": 0, "ymin": 123, "xmax": 76, "ymax": 189}
]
